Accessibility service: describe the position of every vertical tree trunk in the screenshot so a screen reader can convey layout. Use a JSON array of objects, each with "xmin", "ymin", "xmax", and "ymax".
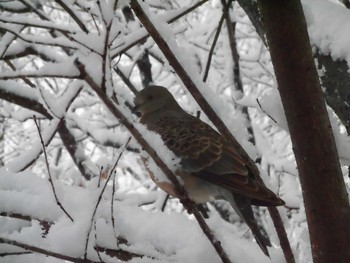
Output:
[{"xmin": 257, "ymin": 1, "xmax": 350, "ymax": 262}]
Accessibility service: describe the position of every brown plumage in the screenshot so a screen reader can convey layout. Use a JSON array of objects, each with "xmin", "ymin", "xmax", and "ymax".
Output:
[{"xmin": 134, "ymin": 85, "xmax": 285, "ymax": 256}]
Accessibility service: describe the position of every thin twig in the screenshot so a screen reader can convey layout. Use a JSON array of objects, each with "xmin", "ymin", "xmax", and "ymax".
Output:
[
  {"xmin": 98, "ymin": 166, "xmax": 104, "ymax": 188},
  {"xmin": 0, "ymin": 236, "xmax": 100, "ymax": 263},
  {"xmin": 0, "ymin": 212, "xmax": 32, "ymax": 221},
  {"xmin": 161, "ymin": 194, "xmax": 170, "ymax": 212},
  {"xmin": 256, "ymin": 98, "xmax": 278, "ymax": 124},
  {"xmin": 114, "ymin": 66, "xmax": 139, "ymax": 94},
  {"xmin": 33, "ymin": 116, "xmax": 74, "ymax": 222},
  {"xmin": 84, "ymin": 137, "xmax": 131, "ymax": 259},
  {"xmin": 111, "ymin": 170, "xmax": 118, "ymax": 243},
  {"xmin": 4, "ymin": 60, "xmax": 36, "ymax": 88},
  {"xmin": 0, "ymin": 26, "xmax": 77, "ymax": 49},
  {"xmin": 100, "ymin": 13, "xmax": 113, "ymax": 93},
  {"xmin": 93, "ymin": 221, "xmax": 104, "ymax": 262},
  {"xmin": 95, "ymin": 245, "xmax": 147, "ymax": 261},
  {"xmin": 203, "ymin": 0, "xmax": 232, "ymax": 82},
  {"xmin": 0, "ymin": 251, "xmax": 32, "ymax": 257}
]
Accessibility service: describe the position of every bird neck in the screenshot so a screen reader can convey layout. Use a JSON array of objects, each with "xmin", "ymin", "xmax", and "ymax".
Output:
[
  {"xmin": 139, "ymin": 106, "xmax": 166, "ymax": 131},
  {"xmin": 140, "ymin": 103, "xmax": 182, "ymax": 131}
]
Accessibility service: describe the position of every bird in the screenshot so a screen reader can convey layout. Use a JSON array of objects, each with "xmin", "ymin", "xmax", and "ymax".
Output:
[{"xmin": 133, "ymin": 85, "xmax": 285, "ymax": 256}]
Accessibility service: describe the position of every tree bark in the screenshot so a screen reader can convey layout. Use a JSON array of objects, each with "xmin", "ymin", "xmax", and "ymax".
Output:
[{"xmin": 258, "ymin": 1, "xmax": 350, "ymax": 263}]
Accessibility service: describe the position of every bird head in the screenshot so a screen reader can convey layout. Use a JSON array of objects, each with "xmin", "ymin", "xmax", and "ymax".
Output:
[{"xmin": 133, "ymin": 85, "xmax": 180, "ymax": 115}]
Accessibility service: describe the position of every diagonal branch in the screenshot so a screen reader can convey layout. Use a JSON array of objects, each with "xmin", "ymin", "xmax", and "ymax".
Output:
[
  {"xmin": 33, "ymin": 116, "xmax": 74, "ymax": 222},
  {"xmin": 130, "ymin": 0, "xmax": 260, "ymax": 180},
  {"xmin": 74, "ymin": 58, "xmax": 233, "ymax": 263},
  {"xmin": 130, "ymin": 2, "xmax": 293, "ymax": 262},
  {"xmin": 55, "ymin": 0, "xmax": 89, "ymax": 33}
]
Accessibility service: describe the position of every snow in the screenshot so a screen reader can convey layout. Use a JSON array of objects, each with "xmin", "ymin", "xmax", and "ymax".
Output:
[
  {"xmin": 303, "ymin": 0, "xmax": 350, "ymax": 65},
  {"xmin": 258, "ymin": 88, "xmax": 289, "ymax": 132},
  {"xmin": 1, "ymin": 1, "xmax": 349, "ymax": 262},
  {"xmin": 0, "ymin": 15, "xmax": 79, "ymax": 34},
  {"xmin": 135, "ymin": 0, "xmax": 257, "ymax": 160},
  {"xmin": 0, "ymin": 80, "xmax": 39, "ymax": 101},
  {"xmin": 0, "ymin": 24, "xmax": 26, "ymax": 57},
  {"xmin": 0, "ymin": 58, "xmax": 80, "ymax": 80},
  {"xmin": 0, "ymin": 168, "xmax": 277, "ymax": 263},
  {"xmin": 258, "ymin": 87, "xmax": 350, "ymax": 165}
]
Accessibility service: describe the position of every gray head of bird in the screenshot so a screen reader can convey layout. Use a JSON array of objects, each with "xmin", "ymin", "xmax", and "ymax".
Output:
[{"xmin": 133, "ymin": 85, "xmax": 181, "ymax": 115}]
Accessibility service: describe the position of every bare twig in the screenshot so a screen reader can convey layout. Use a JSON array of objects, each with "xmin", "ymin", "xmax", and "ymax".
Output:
[
  {"xmin": 84, "ymin": 137, "xmax": 131, "ymax": 259},
  {"xmin": 203, "ymin": 0, "xmax": 233, "ymax": 82},
  {"xmin": 4, "ymin": 60, "xmax": 36, "ymax": 88},
  {"xmin": 98, "ymin": 166, "xmax": 104, "ymax": 188},
  {"xmin": 256, "ymin": 98, "xmax": 278, "ymax": 124},
  {"xmin": 33, "ymin": 116, "xmax": 74, "ymax": 222},
  {"xmin": 161, "ymin": 194, "xmax": 170, "ymax": 212},
  {"xmin": 93, "ymin": 221, "xmax": 104, "ymax": 262},
  {"xmin": 0, "ymin": 251, "xmax": 32, "ymax": 257},
  {"xmin": 95, "ymin": 245, "xmax": 147, "ymax": 261},
  {"xmin": 101, "ymin": 17, "xmax": 113, "ymax": 93},
  {"xmin": 0, "ymin": 212, "xmax": 32, "ymax": 222},
  {"xmin": 111, "ymin": 170, "xmax": 117, "ymax": 242},
  {"xmin": 0, "ymin": 236, "xmax": 100, "ymax": 263},
  {"xmin": 0, "ymin": 71, "xmax": 81, "ymax": 80},
  {"xmin": 0, "ymin": 26, "xmax": 77, "ymax": 49},
  {"xmin": 114, "ymin": 66, "xmax": 139, "ymax": 94}
]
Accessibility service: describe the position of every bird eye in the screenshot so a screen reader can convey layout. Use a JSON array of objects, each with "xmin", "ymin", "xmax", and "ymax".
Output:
[{"xmin": 148, "ymin": 95, "xmax": 153, "ymax": 100}]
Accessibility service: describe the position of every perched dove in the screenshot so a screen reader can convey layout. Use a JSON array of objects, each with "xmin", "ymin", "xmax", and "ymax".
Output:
[{"xmin": 133, "ymin": 85, "xmax": 285, "ymax": 256}]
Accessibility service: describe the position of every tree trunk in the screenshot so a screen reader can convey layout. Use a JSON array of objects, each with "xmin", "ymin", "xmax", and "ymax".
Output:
[{"xmin": 258, "ymin": 1, "xmax": 350, "ymax": 262}]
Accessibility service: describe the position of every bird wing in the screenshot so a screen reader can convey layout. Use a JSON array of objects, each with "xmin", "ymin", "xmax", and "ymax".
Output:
[
  {"xmin": 156, "ymin": 112, "xmax": 247, "ymax": 173},
  {"xmin": 156, "ymin": 112, "xmax": 284, "ymax": 206}
]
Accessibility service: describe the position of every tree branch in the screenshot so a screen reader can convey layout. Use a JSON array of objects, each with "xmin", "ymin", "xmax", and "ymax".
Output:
[{"xmin": 74, "ymin": 58, "xmax": 233, "ymax": 263}]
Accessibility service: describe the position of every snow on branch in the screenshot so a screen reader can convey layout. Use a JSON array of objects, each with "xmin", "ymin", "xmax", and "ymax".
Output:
[
  {"xmin": 0, "ymin": 168, "xmax": 270, "ymax": 263},
  {"xmin": 0, "ymin": 59, "xmax": 81, "ymax": 80},
  {"xmin": 0, "ymin": 16, "xmax": 80, "ymax": 34}
]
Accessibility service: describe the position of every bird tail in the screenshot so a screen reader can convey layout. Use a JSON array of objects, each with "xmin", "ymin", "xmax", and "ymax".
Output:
[{"xmin": 226, "ymin": 193, "xmax": 271, "ymax": 257}]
